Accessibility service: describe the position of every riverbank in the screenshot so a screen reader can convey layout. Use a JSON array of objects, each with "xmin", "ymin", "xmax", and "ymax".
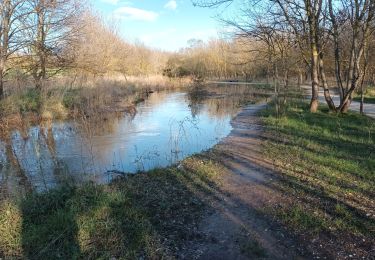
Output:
[
  {"xmin": 260, "ymin": 100, "xmax": 375, "ymax": 258},
  {"xmin": 0, "ymin": 76, "xmax": 189, "ymax": 137},
  {"xmin": 1, "ymin": 88, "xmax": 374, "ymax": 259},
  {"xmin": 1, "ymin": 101, "xmax": 296, "ymax": 259},
  {"xmin": 0, "ymin": 158, "xmax": 224, "ymax": 259}
]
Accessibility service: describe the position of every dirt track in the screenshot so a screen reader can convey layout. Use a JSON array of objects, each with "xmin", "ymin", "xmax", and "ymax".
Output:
[{"xmin": 180, "ymin": 104, "xmax": 309, "ymax": 259}]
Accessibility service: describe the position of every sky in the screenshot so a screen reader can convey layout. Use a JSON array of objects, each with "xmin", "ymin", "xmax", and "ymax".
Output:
[{"xmin": 91, "ymin": 0, "xmax": 227, "ymax": 51}]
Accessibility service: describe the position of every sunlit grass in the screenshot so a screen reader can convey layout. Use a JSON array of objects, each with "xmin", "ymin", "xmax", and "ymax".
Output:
[
  {"xmin": 353, "ymin": 86, "xmax": 375, "ymax": 104},
  {"xmin": 261, "ymin": 100, "xmax": 375, "ymax": 236},
  {"xmin": 0, "ymin": 157, "xmax": 223, "ymax": 258}
]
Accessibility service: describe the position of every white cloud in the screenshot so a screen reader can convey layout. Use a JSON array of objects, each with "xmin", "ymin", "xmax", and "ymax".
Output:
[
  {"xmin": 114, "ymin": 7, "xmax": 159, "ymax": 21},
  {"xmin": 164, "ymin": 0, "xmax": 177, "ymax": 10}
]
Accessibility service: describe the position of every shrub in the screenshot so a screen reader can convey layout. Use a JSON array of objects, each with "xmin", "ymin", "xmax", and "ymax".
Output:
[
  {"xmin": 18, "ymin": 89, "xmax": 41, "ymax": 113},
  {"xmin": 63, "ymin": 89, "xmax": 81, "ymax": 109}
]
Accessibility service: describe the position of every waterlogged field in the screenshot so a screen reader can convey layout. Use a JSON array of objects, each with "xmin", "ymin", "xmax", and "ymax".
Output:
[{"xmin": 0, "ymin": 84, "xmax": 271, "ymax": 195}]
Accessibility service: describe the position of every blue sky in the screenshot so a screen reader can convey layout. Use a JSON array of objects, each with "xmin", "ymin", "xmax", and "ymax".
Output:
[{"xmin": 91, "ymin": 0, "xmax": 226, "ymax": 51}]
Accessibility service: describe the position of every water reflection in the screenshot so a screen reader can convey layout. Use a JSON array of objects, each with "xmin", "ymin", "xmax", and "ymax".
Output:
[{"xmin": 0, "ymin": 84, "xmax": 271, "ymax": 194}]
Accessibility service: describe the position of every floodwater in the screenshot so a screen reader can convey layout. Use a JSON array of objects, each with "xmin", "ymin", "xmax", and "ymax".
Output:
[{"xmin": 0, "ymin": 84, "xmax": 271, "ymax": 195}]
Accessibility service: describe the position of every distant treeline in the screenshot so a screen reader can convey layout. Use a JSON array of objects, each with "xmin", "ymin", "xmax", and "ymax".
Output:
[
  {"xmin": 193, "ymin": 0, "xmax": 375, "ymax": 113},
  {"xmin": 0, "ymin": 0, "xmax": 288, "ymax": 99},
  {"xmin": 3, "ymin": 0, "xmax": 375, "ymax": 114},
  {"xmin": 0, "ymin": 1, "xmax": 171, "ymax": 98}
]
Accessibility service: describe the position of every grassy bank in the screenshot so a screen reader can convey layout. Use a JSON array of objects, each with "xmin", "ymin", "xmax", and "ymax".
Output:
[
  {"xmin": 260, "ymin": 100, "xmax": 375, "ymax": 249},
  {"xmin": 0, "ymin": 157, "xmax": 223, "ymax": 259},
  {"xmin": 0, "ymin": 82, "xmax": 276, "ymax": 258},
  {"xmin": 353, "ymin": 87, "xmax": 375, "ymax": 104},
  {"xmin": 0, "ymin": 76, "xmax": 188, "ymax": 136},
  {"xmin": 2, "ymin": 84, "xmax": 373, "ymax": 258}
]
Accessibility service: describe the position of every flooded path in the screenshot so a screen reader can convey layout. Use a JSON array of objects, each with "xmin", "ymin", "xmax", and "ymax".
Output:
[{"xmin": 0, "ymin": 84, "xmax": 271, "ymax": 194}]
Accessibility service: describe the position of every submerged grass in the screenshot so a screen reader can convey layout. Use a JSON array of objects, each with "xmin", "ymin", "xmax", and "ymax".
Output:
[
  {"xmin": 0, "ymin": 157, "xmax": 223, "ymax": 259},
  {"xmin": 0, "ymin": 76, "xmax": 189, "ymax": 136},
  {"xmin": 261, "ymin": 99, "xmax": 375, "ymax": 238}
]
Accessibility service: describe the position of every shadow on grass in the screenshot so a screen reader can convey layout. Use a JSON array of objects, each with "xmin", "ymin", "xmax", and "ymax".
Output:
[
  {"xmin": 258, "ymin": 99, "xmax": 375, "ymax": 239},
  {"xmin": 1, "ymin": 94, "xmax": 374, "ymax": 259},
  {"xmin": 0, "ymin": 163, "xmax": 221, "ymax": 259}
]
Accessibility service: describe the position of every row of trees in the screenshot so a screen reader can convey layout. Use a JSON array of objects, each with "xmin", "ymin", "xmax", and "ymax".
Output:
[
  {"xmin": 0, "ymin": 1, "xmax": 170, "ymax": 99},
  {"xmin": 194, "ymin": 0, "xmax": 375, "ymax": 113},
  {"xmin": 4, "ymin": 0, "xmax": 373, "ymax": 114},
  {"xmin": 163, "ymin": 38, "xmax": 271, "ymax": 81},
  {"xmin": 74, "ymin": 13, "xmax": 169, "ymax": 78},
  {"xmin": 0, "ymin": 0, "xmax": 82, "ymax": 98}
]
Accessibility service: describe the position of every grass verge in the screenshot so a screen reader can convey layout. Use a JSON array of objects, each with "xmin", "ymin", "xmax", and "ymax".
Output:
[
  {"xmin": 260, "ymin": 100, "xmax": 375, "ymax": 242},
  {"xmin": 353, "ymin": 87, "xmax": 375, "ymax": 104},
  {"xmin": 0, "ymin": 157, "xmax": 223, "ymax": 259}
]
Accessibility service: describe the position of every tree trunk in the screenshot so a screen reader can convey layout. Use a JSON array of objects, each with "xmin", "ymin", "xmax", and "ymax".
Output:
[
  {"xmin": 328, "ymin": 0, "xmax": 344, "ymax": 100},
  {"xmin": 360, "ymin": 85, "xmax": 364, "ymax": 114},
  {"xmin": 341, "ymin": 97, "xmax": 352, "ymax": 113},
  {"xmin": 274, "ymin": 64, "xmax": 280, "ymax": 117},
  {"xmin": 283, "ymin": 69, "xmax": 289, "ymax": 105},
  {"xmin": 297, "ymin": 70, "xmax": 303, "ymax": 96},
  {"xmin": 0, "ymin": 0, "xmax": 10, "ymax": 100},
  {"xmin": 35, "ymin": 0, "xmax": 47, "ymax": 90},
  {"xmin": 298, "ymin": 71, "xmax": 303, "ymax": 87},
  {"xmin": 310, "ymin": 47, "xmax": 319, "ymax": 113},
  {"xmin": 35, "ymin": 77, "xmax": 43, "ymax": 91},
  {"xmin": 319, "ymin": 55, "xmax": 337, "ymax": 111},
  {"xmin": 0, "ymin": 72, "xmax": 4, "ymax": 99}
]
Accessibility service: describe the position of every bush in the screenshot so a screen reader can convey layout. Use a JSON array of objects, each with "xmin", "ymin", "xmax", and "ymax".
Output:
[
  {"xmin": 63, "ymin": 88, "xmax": 81, "ymax": 109},
  {"xmin": 18, "ymin": 89, "xmax": 41, "ymax": 113}
]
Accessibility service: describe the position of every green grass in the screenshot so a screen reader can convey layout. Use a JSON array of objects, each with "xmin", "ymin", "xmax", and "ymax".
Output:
[
  {"xmin": 239, "ymin": 239, "xmax": 267, "ymax": 258},
  {"xmin": 261, "ymin": 100, "xmax": 375, "ymax": 236},
  {"xmin": 0, "ymin": 157, "xmax": 223, "ymax": 259},
  {"xmin": 0, "ymin": 89, "xmax": 42, "ymax": 116},
  {"xmin": 353, "ymin": 87, "xmax": 375, "ymax": 104},
  {"xmin": 18, "ymin": 89, "xmax": 42, "ymax": 113},
  {"xmin": 62, "ymin": 88, "xmax": 82, "ymax": 109}
]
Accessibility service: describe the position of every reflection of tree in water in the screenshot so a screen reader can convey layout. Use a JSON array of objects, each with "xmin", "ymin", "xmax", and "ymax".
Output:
[
  {"xmin": 1, "ymin": 136, "xmax": 33, "ymax": 199},
  {"xmin": 40, "ymin": 123, "xmax": 74, "ymax": 187},
  {"xmin": 187, "ymin": 84, "xmax": 209, "ymax": 118},
  {"xmin": 0, "ymin": 85, "xmax": 272, "ymax": 198},
  {"xmin": 74, "ymin": 112, "xmax": 124, "ymax": 137},
  {"xmin": 187, "ymin": 83, "xmax": 273, "ymax": 119},
  {"xmin": 1, "ymin": 121, "xmax": 80, "ymax": 198}
]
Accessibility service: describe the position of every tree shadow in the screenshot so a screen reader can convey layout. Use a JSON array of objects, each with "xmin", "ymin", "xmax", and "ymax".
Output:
[{"xmin": 20, "ymin": 186, "xmax": 81, "ymax": 259}]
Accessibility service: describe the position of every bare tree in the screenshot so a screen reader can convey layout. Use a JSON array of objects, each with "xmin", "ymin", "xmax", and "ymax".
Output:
[
  {"xmin": 194, "ymin": 0, "xmax": 335, "ymax": 112},
  {"xmin": 0, "ymin": 0, "xmax": 28, "ymax": 98},
  {"xmin": 328, "ymin": 0, "xmax": 375, "ymax": 112},
  {"xmin": 24, "ymin": 0, "xmax": 82, "ymax": 90}
]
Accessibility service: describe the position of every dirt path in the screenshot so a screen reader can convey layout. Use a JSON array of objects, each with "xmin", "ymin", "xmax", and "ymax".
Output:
[{"xmin": 180, "ymin": 104, "xmax": 309, "ymax": 259}]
